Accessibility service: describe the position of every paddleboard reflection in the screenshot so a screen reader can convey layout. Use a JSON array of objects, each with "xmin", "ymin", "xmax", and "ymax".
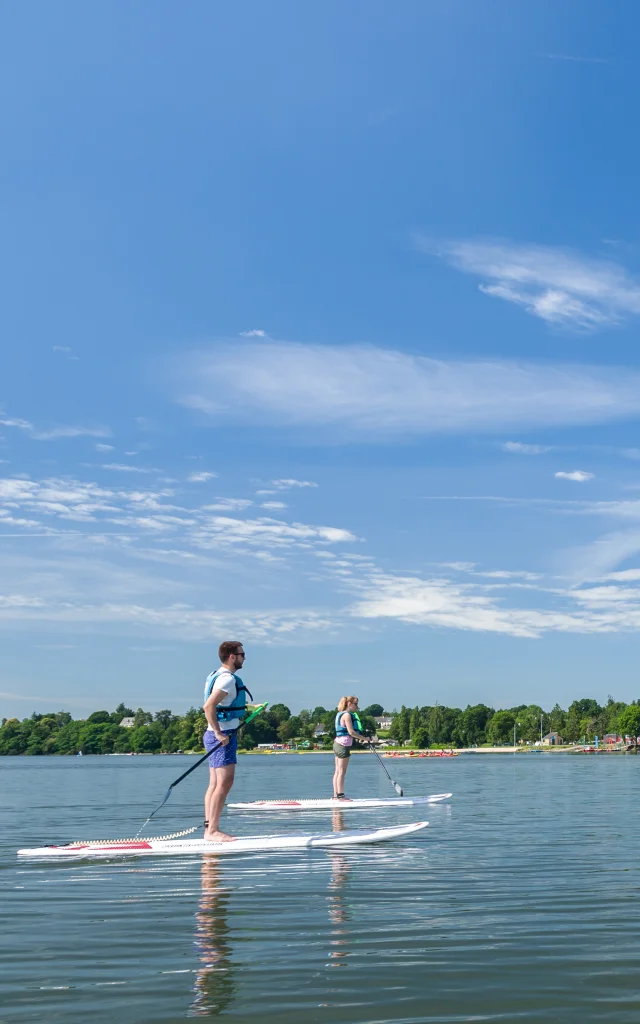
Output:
[
  {"xmin": 191, "ymin": 858, "xmax": 235, "ymax": 1016},
  {"xmin": 327, "ymin": 810, "xmax": 351, "ymax": 968}
]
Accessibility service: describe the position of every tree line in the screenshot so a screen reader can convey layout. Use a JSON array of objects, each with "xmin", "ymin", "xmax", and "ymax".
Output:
[
  {"xmin": 388, "ymin": 697, "xmax": 640, "ymax": 748},
  {"xmin": 0, "ymin": 702, "xmax": 380, "ymax": 756},
  {"xmin": 2, "ymin": 697, "xmax": 640, "ymax": 756}
]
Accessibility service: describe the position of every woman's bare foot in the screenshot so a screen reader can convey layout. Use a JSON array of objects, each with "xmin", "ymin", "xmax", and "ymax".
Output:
[{"xmin": 203, "ymin": 830, "xmax": 236, "ymax": 843}]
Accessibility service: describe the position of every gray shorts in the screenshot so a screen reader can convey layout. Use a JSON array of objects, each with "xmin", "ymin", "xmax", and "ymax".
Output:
[{"xmin": 333, "ymin": 740, "xmax": 351, "ymax": 759}]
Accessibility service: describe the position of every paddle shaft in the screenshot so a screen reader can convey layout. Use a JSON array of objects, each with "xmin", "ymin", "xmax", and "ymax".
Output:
[
  {"xmin": 137, "ymin": 703, "xmax": 268, "ymax": 831},
  {"xmin": 366, "ymin": 738, "xmax": 403, "ymax": 796}
]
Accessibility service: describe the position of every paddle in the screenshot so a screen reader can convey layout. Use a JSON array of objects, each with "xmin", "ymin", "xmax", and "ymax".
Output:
[
  {"xmin": 365, "ymin": 737, "xmax": 404, "ymax": 796},
  {"xmin": 136, "ymin": 702, "xmax": 269, "ymax": 834}
]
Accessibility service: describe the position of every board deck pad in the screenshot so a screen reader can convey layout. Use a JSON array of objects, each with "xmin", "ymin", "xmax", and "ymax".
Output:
[
  {"xmin": 228, "ymin": 793, "xmax": 452, "ymax": 811},
  {"xmin": 17, "ymin": 820, "xmax": 428, "ymax": 859}
]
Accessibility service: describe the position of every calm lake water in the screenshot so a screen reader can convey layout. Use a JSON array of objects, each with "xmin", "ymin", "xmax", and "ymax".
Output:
[{"xmin": 2, "ymin": 752, "xmax": 640, "ymax": 1023}]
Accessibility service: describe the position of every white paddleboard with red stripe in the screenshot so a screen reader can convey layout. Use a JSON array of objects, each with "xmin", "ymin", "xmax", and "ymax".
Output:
[
  {"xmin": 228, "ymin": 793, "xmax": 451, "ymax": 811},
  {"xmin": 17, "ymin": 820, "xmax": 428, "ymax": 859}
]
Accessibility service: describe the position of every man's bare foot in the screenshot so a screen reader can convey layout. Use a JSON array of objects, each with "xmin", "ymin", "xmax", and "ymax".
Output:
[{"xmin": 203, "ymin": 830, "xmax": 236, "ymax": 843}]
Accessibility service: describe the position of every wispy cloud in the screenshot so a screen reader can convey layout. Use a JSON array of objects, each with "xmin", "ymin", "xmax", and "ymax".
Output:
[
  {"xmin": 419, "ymin": 237, "xmax": 640, "ymax": 330},
  {"xmin": 239, "ymin": 329, "xmax": 267, "ymax": 337},
  {"xmin": 261, "ymin": 501, "xmax": 287, "ymax": 510},
  {"xmin": 187, "ymin": 471, "xmax": 218, "ymax": 483},
  {"xmin": 555, "ymin": 470, "xmax": 594, "ymax": 482},
  {"xmin": 0, "ymin": 414, "xmax": 110, "ymax": 441},
  {"xmin": 177, "ymin": 341, "xmax": 640, "ymax": 437},
  {"xmin": 271, "ymin": 479, "xmax": 318, "ymax": 490},
  {"xmin": 203, "ymin": 498, "xmax": 253, "ymax": 512},
  {"xmin": 341, "ymin": 562, "xmax": 640, "ymax": 639},
  {"xmin": 544, "ymin": 53, "xmax": 608, "ymax": 64},
  {"xmin": 34, "ymin": 426, "xmax": 111, "ymax": 440},
  {"xmin": 52, "ymin": 345, "xmax": 79, "ymax": 361},
  {"xmin": 102, "ymin": 464, "xmax": 158, "ymax": 474},
  {"xmin": 501, "ymin": 441, "xmax": 551, "ymax": 455}
]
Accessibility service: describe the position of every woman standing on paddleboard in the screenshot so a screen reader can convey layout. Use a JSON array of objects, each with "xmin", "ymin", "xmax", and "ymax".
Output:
[{"xmin": 333, "ymin": 696, "xmax": 369, "ymax": 799}]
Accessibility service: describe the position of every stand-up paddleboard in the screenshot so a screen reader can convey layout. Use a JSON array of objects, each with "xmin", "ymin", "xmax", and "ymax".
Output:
[
  {"xmin": 228, "ymin": 793, "xmax": 452, "ymax": 811},
  {"xmin": 17, "ymin": 820, "xmax": 428, "ymax": 859}
]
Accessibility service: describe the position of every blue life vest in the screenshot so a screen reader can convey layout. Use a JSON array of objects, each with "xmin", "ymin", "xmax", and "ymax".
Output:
[
  {"xmin": 335, "ymin": 710, "xmax": 364, "ymax": 736},
  {"xmin": 205, "ymin": 669, "xmax": 254, "ymax": 725}
]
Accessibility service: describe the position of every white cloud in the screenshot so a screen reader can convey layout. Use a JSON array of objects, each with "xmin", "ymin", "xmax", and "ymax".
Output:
[
  {"xmin": 261, "ymin": 501, "xmax": 287, "ymax": 510},
  {"xmin": 271, "ymin": 479, "xmax": 318, "ymax": 490},
  {"xmin": 95, "ymin": 444, "xmax": 114, "ymax": 452},
  {"xmin": 0, "ymin": 414, "xmax": 111, "ymax": 441},
  {"xmin": 187, "ymin": 471, "xmax": 218, "ymax": 483},
  {"xmin": 52, "ymin": 346, "xmax": 79, "ymax": 361},
  {"xmin": 0, "ymin": 416, "xmax": 33, "ymax": 431},
  {"xmin": 33, "ymin": 426, "xmax": 111, "ymax": 440},
  {"xmin": 240, "ymin": 329, "xmax": 267, "ymax": 337},
  {"xmin": 420, "ymin": 237, "xmax": 640, "ymax": 330},
  {"xmin": 605, "ymin": 569, "xmax": 640, "ymax": 581},
  {"xmin": 177, "ymin": 342, "xmax": 640, "ymax": 437},
  {"xmin": 0, "ymin": 599, "xmax": 336, "ymax": 642},
  {"xmin": 555, "ymin": 470, "xmax": 594, "ymax": 482},
  {"xmin": 203, "ymin": 498, "xmax": 253, "ymax": 512},
  {"xmin": 343, "ymin": 563, "xmax": 640, "ymax": 639},
  {"xmin": 102, "ymin": 464, "xmax": 158, "ymax": 474},
  {"xmin": 544, "ymin": 53, "xmax": 607, "ymax": 63},
  {"xmin": 192, "ymin": 516, "xmax": 356, "ymax": 549},
  {"xmin": 501, "ymin": 441, "xmax": 551, "ymax": 455},
  {"xmin": 477, "ymin": 570, "xmax": 541, "ymax": 580}
]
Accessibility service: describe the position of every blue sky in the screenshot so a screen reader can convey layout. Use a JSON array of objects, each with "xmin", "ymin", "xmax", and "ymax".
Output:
[{"xmin": 3, "ymin": 0, "xmax": 640, "ymax": 718}]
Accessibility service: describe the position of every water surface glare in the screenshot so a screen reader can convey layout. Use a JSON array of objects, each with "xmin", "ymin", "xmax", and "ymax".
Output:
[{"xmin": 2, "ymin": 753, "xmax": 640, "ymax": 1022}]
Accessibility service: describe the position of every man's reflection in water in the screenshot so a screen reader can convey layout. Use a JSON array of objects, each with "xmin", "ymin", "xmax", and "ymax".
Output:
[
  {"xmin": 190, "ymin": 857, "xmax": 235, "ymax": 1016},
  {"xmin": 327, "ymin": 810, "xmax": 351, "ymax": 968}
]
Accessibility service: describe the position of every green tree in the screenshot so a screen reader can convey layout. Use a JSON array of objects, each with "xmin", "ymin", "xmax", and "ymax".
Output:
[
  {"xmin": 453, "ymin": 705, "xmax": 493, "ymax": 747},
  {"xmin": 363, "ymin": 703, "xmax": 384, "ymax": 718},
  {"xmin": 131, "ymin": 723, "xmax": 163, "ymax": 753},
  {"xmin": 0, "ymin": 719, "xmax": 26, "ymax": 755},
  {"xmin": 548, "ymin": 704, "xmax": 565, "ymax": 736},
  {"xmin": 487, "ymin": 710, "xmax": 516, "ymax": 745},
  {"xmin": 410, "ymin": 726, "xmax": 430, "ymax": 749},
  {"xmin": 133, "ymin": 708, "xmax": 154, "ymax": 728},
  {"xmin": 389, "ymin": 706, "xmax": 411, "ymax": 744},
  {"xmin": 154, "ymin": 709, "xmax": 175, "ymax": 729},
  {"xmin": 54, "ymin": 720, "xmax": 84, "ymax": 755},
  {"xmin": 78, "ymin": 722, "xmax": 118, "ymax": 754},
  {"xmin": 87, "ymin": 710, "xmax": 112, "ymax": 725},
  {"xmin": 268, "ymin": 704, "xmax": 291, "ymax": 725},
  {"xmin": 277, "ymin": 716, "xmax": 301, "ymax": 742},
  {"xmin": 619, "ymin": 705, "xmax": 640, "ymax": 752},
  {"xmin": 516, "ymin": 705, "xmax": 545, "ymax": 744}
]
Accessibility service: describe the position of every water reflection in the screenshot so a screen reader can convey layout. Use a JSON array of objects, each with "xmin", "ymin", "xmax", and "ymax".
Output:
[
  {"xmin": 190, "ymin": 857, "xmax": 235, "ymax": 1016},
  {"xmin": 327, "ymin": 810, "xmax": 351, "ymax": 968}
]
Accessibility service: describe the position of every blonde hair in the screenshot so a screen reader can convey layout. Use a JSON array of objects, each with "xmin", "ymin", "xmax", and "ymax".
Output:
[{"xmin": 337, "ymin": 696, "xmax": 359, "ymax": 712}]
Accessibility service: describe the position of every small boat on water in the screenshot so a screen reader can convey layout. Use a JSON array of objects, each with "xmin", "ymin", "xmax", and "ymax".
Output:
[{"xmin": 383, "ymin": 750, "xmax": 459, "ymax": 759}]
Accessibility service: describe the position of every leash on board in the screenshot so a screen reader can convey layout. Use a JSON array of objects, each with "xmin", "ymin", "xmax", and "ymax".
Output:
[
  {"xmin": 366, "ymin": 737, "xmax": 404, "ymax": 796},
  {"xmin": 135, "ymin": 702, "xmax": 269, "ymax": 836}
]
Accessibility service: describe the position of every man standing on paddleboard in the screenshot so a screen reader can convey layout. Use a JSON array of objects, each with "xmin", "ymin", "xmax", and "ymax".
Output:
[{"xmin": 202, "ymin": 640, "xmax": 253, "ymax": 842}]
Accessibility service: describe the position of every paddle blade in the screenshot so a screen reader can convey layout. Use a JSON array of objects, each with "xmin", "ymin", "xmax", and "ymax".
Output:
[{"xmin": 393, "ymin": 782, "xmax": 404, "ymax": 796}]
